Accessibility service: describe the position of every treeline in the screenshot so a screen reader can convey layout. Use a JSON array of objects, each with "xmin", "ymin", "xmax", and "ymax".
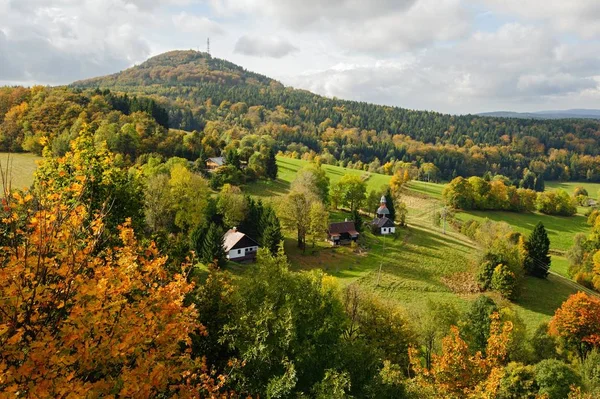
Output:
[
  {"xmin": 443, "ymin": 176, "xmax": 577, "ymax": 216},
  {"xmin": 66, "ymin": 50, "xmax": 600, "ymax": 183},
  {"xmin": 2, "ymin": 136, "xmax": 600, "ymax": 397}
]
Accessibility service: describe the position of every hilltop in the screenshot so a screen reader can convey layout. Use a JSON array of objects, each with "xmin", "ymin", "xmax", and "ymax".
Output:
[
  {"xmin": 71, "ymin": 50, "xmax": 600, "ymax": 154},
  {"xmin": 73, "ymin": 50, "xmax": 279, "ymax": 89}
]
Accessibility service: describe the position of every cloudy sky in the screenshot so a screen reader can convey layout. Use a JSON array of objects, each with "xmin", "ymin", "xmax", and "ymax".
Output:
[{"xmin": 1, "ymin": 0, "xmax": 600, "ymax": 114}]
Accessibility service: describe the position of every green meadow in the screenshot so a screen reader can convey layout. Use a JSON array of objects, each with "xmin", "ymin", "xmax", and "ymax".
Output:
[
  {"xmin": 0, "ymin": 152, "xmax": 41, "ymax": 190},
  {"xmin": 244, "ymin": 158, "xmax": 590, "ymax": 334}
]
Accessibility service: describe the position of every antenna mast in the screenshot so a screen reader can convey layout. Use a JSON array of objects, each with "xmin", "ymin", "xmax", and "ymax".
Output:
[{"xmin": 207, "ymin": 37, "xmax": 210, "ymax": 56}]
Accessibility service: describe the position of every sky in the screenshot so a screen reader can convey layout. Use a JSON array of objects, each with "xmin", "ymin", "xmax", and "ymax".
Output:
[{"xmin": 1, "ymin": 0, "xmax": 600, "ymax": 114}]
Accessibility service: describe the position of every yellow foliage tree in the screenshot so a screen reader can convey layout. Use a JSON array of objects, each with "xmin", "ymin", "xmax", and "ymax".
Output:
[
  {"xmin": 0, "ymin": 161, "xmax": 229, "ymax": 397},
  {"xmin": 410, "ymin": 313, "xmax": 513, "ymax": 399}
]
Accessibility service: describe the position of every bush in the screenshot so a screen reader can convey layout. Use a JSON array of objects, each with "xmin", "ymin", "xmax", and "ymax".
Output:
[
  {"xmin": 477, "ymin": 260, "xmax": 496, "ymax": 290},
  {"xmin": 535, "ymin": 359, "xmax": 582, "ymax": 399},
  {"xmin": 530, "ymin": 323, "xmax": 558, "ymax": 363},
  {"xmin": 581, "ymin": 350, "xmax": 600, "ymax": 395},
  {"xmin": 537, "ymin": 190, "xmax": 577, "ymax": 216},
  {"xmin": 497, "ymin": 362, "xmax": 538, "ymax": 399},
  {"xmin": 491, "ymin": 264, "xmax": 517, "ymax": 300},
  {"xmin": 574, "ymin": 187, "xmax": 589, "ymax": 197}
]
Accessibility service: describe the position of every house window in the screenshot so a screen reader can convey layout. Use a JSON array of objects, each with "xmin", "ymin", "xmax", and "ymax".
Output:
[{"xmin": 238, "ymin": 250, "xmax": 241, "ymax": 254}]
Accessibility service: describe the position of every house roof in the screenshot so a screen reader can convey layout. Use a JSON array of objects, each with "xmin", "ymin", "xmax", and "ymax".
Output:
[
  {"xmin": 329, "ymin": 221, "xmax": 359, "ymax": 235},
  {"xmin": 223, "ymin": 229, "xmax": 259, "ymax": 252},
  {"xmin": 207, "ymin": 157, "xmax": 225, "ymax": 166},
  {"xmin": 372, "ymin": 217, "xmax": 395, "ymax": 228}
]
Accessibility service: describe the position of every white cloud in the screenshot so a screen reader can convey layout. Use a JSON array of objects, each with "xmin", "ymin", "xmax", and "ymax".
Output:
[
  {"xmin": 482, "ymin": 0, "xmax": 600, "ymax": 39},
  {"xmin": 172, "ymin": 12, "xmax": 225, "ymax": 35},
  {"xmin": 2, "ymin": 0, "xmax": 600, "ymax": 113},
  {"xmin": 234, "ymin": 35, "xmax": 298, "ymax": 58},
  {"xmin": 287, "ymin": 23, "xmax": 600, "ymax": 113}
]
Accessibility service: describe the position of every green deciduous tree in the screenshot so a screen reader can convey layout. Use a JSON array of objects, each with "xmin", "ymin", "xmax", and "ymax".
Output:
[{"xmin": 339, "ymin": 174, "xmax": 367, "ymax": 213}]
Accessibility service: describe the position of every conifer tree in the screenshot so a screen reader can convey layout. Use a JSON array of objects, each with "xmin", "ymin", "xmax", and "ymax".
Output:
[
  {"xmin": 352, "ymin": 208, "xmax": 363, "ymax": 233},
  {"xmin": 225, "ymin": 149, "xmax": 240, "ymax": 169},
  {"xmin": 201, "ymin": 223, "xmax": 226, "ymax": 267},
  {"xmin": 261, "ymin": 208, "xmax": 283, "ymax": 255},
  {"xmin": 265, "ymin": 148, "xmax": 278, "ymax": 179},
  {"xmin": 524, "ymin": 222, "xmax": 551, "ymax": 278},
  {"xmin": 385, "ymin": 190, "xmax": 396, "ymax": 221},
  {"xmin": 239, "ymin": 197, "xmax": 264, "ymax": 243}
]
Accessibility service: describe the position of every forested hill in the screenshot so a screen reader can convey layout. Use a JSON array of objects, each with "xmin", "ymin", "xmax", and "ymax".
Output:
[
  {"xmin": 71, "ymin": 50, "xmax": 600, "ymax": 151},
  {"xmin": 73, "ymin": 50, "xmax": 278, "ymax": 89}
]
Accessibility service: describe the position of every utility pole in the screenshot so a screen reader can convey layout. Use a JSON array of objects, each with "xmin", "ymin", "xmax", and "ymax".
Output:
[
  {"xmin": 376, "ymin": 232, "xmax": 385, "ymax": 286},
  {"xmin": 441, "ymin": 206, "xmax": 448, "ymax": 235},
  {"xmin": 207, "ymin": 37, "xmax": 210, "ymax": 56}
]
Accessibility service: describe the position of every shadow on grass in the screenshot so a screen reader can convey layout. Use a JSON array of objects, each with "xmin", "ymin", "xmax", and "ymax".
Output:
[
  {"xmin": 243, "ymin": 178, "xmax": 291, "ymax": 198},
  {"xmin": 515, "ymin": 274, "xmax": 578, "ymax": 316}
]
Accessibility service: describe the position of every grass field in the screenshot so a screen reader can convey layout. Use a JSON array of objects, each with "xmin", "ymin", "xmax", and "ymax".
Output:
[
  {"xmin": 455, "ymin": 210, "xmax": 588, "ymax": 253},
  {"xmin": 0, "ymin": 153, "xmax": 41, "ymax": 190},
  {"xmin": 243, "ymin": 157, "xmax": 392, "ymax": 199},
  {"xmin": 243, "ymin": 159, "xmax": 585, "ymax": 335},
  {"xmin": 546, "ymin": 181, "xmax": 600, "ymax": 199}
]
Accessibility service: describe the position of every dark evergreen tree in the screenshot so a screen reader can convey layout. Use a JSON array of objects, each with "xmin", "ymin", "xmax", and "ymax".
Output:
[
  {"xmin": 261, "ymin": 208, "xmax": 283, "ymax": 255},
  {"xmin": 239, "ymin": 197, "xmax": 264, "ymax": 243},
  {"xmin": 534, "ymin": 175, "xmax": 545, "ymax": 192},
  {"xmin": 190, "ymin": 224, "xmax": 208, "ymax": 256},
  {"xmin": 225, "ymin": 149, "xmax": 241, "ymax": 169},
  {"xmin": 524, "ymin": 222, "xmax": 551, "ymax": 278},
  {"xmin": 200, "ymin": 223, "xmax": 227, "ymax": 267},
  {"xmin": 385, "ymin": 190, "xmax": 396, "ymax": 222},
  {"xmin": 352, "ymin": 209, "xmax": 363, "ymax": 233},
  {"xmin": 265, "ymin": 148, "xmax": 278, "ymax": 179},
  {"xmin": 521, "ymin": 170, "xmax": 536, "ymax": 190}
]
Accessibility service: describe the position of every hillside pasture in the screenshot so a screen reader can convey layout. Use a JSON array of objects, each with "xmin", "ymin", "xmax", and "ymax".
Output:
[
  {"xmin": 0, "ymin": 153, "xmax": 41, "ymax": 190},
  {"xmin": 244, "ymin": 159, "xmax": 584, "ymax": 334},
  {"xmin": 546, "ymin": 181, "xmax": 600, "ymax": 199},
  {"xmin": 455, "ymin": 210, "xmax": 587, "ymax": 253},
  {"xmin": 244, "ymin": 157, "xmax": 392, "ymax": 199}
]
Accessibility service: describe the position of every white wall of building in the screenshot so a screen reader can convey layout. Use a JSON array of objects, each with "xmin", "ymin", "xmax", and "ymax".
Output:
[
  {"xmin": 227, "ymin": 246, "xmax": 259, "ymax": 259},
  {"xmin": 381, "ymin": 227, "xmax": 396, "ymax": 235}
]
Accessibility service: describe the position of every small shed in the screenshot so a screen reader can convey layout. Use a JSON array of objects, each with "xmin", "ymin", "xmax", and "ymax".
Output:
[
  {"xmin": 328, "ymin": 221, "xmax": 359, "ymax": 245},
  {"xmin": 223, "ymin": 228, "xmax": 260, "ymax": 262}
]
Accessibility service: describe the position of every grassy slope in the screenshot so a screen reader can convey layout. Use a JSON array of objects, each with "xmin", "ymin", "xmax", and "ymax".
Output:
[
  {"xmin": 244, "ymin": 157, "xmax": 391, "ymax": 199},
  {"xmin": 245, "ymin": 159, "xmax": 582, "ymax": 334},
  {"xmin": 406, "ymin": 180, "xmax": 589, "ymax": 253},
  {"xmin": 0, "ymin": 153, "xmax": 41, "ymax": 190},
  {"xmin": 546, "ymin": 181, "xmax": 600, "ymax": 199}
]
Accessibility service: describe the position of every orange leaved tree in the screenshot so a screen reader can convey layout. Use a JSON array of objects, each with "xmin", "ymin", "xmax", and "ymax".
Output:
[
  {"xmin": 549, "ymin": 291, "xmax": 600, "ymax": 360},
  {"xmin": 0, "ymin": 157, "xmax": 229, "ymax": 396},
  {"xmin": 410, "ymin": 313, "xmax": 513, "ymax": 399}
]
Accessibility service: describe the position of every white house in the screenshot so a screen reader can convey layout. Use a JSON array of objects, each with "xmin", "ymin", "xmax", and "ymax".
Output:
[{"xmin": 223, "ymin": 227, "xmax": 260, "ymax": 262}]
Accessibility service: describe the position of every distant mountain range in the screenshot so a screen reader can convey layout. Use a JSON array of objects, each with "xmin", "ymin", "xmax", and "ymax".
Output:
[{"xmin": 478, "ymin": 109, "xmax": 600, "ymax": 120}]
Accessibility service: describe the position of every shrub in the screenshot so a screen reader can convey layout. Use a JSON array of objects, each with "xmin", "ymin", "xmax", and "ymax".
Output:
[
  {"xmin": 497, "ymin": 362, "xmax": 538, "ymax": 399},
  {"xmin": 491, "ymin": 264, "xmax": 517, "ymax": 300},
  {"xmin": 581, "ymin": 350, "xmax": 600, "ymax": 395},
  {"xmin": 574, "ymin": 187, "xmax": 589, "ymax": 197},
  {"xmin": 530, "ymin": 323, "xmax": 558, "ymax": 363},
  {"xmin": 535, "ymin": 359, "xmax": 582, "ymax": 399},
  {"xmin": 537, "ymin": 190, "xmax": 577, "ymax": 216},
  {"xmin": 477, "ymin": 260, "xmax": 496, "ymax": 290}
]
